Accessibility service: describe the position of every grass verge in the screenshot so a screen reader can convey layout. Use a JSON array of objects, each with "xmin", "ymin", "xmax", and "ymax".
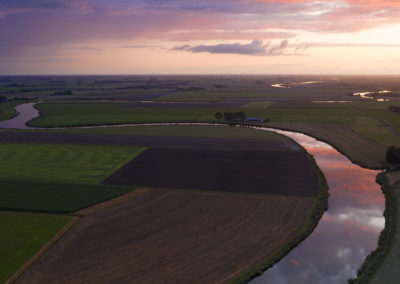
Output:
[
  {"xmin": 348, "ymin": 172, "xmax": 398, "ymax": 284},
  {"xmin": 230, "ymin": 153, "xmax": 329, "ymax": 284},
  {"xmin": 0, "ymin": 180, "xmax": 132, "ymax": 213}
]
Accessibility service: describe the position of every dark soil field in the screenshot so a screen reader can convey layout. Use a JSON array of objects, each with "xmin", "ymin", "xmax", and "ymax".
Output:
[
  {"xmin": 104, "ymin": 147, "xmax": 318, "ymax": 197},
  {"xmin": 0, "ymin": 131, "xmax": 299, "ymax": 150},
  {"xmin": 16, "ymin": 189, "xmax": 315, "ymax": 284}
]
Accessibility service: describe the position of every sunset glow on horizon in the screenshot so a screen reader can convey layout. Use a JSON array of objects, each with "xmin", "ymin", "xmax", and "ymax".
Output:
[{"xmin": 1, "ymin": 0, "xmax": 400, "ymax": 75}]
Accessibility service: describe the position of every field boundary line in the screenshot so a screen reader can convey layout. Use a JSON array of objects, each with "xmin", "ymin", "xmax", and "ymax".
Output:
[
  {"xmin": 74, "ymin": 188, "xmax": 149, "ymax": 216},
  {"xmin": 6, "ymin": 216, "xmax": 80, "ymax": 284}
]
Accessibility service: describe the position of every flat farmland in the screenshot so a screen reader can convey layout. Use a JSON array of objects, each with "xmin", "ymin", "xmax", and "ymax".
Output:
[
  {"xmin": 1, "ymin": 126, "xmax": 322, "ymax": 284},
  {"xmin": 104, "ymin": 147, "xmax": 318, "ymax": 197},
  {"xmin": 16, "ymin": 189, "xmax": 315, "ymax": 284}
]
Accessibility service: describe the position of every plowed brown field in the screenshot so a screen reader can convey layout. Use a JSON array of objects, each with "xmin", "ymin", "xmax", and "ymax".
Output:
[
  {"xmin": 103, "ymin": 147, "xmax": 318, "ymax": 197},
  {"xmin": 16, "ymin": 189, "xmax": 314, "ymax": 284}
]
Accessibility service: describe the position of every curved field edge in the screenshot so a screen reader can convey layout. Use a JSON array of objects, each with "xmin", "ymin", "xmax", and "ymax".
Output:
[
  {"xmin": 258, "ymin": 122, "xmax": 385, "ymax": 170},
  {"xmin": 348, "ymin": 172, "xmax": 398, "ymax": 284},
  {"xmin": 230, "ymin": 153, "xmax": 329, "ymax": 284}
]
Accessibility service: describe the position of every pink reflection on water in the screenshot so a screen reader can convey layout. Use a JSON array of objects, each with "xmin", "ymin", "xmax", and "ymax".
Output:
[{"xmin": 251, "ymin": 128, "xmax": 384, "ymax": 284}]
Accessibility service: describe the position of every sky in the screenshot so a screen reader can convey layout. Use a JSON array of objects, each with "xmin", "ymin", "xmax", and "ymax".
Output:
[{"xmin": 1, "ymin": 0, "xmax": 400, "ymax": 75}]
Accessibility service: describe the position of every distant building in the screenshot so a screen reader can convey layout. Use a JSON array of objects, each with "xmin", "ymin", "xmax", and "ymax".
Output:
[{"xmin": 247, "ymin": 117, "xmax": 262, "ymax": 122}]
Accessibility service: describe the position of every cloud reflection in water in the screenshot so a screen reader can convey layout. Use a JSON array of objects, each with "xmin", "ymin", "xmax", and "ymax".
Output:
[{"xmin": 251, "ymin": 129, "xmax": 384, "ymax": 284}]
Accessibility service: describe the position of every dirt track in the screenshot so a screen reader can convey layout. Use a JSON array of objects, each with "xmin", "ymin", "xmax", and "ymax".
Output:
[
  {"xmin": 16, "ymin": 189, "xmax": 314, "ymax": 284},
  {"xmin": 104, "ymin": 147, "xmax": 318, "ymax": 197}
]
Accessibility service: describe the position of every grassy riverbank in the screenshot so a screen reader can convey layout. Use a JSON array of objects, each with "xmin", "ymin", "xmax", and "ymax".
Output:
[{"xmin": 349, "ymin": 172, "xmax": 399, "ymax": 284}]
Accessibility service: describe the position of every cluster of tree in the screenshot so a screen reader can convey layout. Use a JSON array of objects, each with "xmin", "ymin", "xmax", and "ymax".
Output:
[
  {"xmin": 213, "ymin": 84, "xmax": 227, "ymax": 88},
  {"xmin": 386, "ymin": 145, "xmax": 400, "ymax": 164},
  {"xmin": 0, "ymin": 95, "xmax": 6, "ymax": 102},
  {"xmin": 388, "ymin": 105, "xmax": 400, "ymax": 114},
  {"xmin": 215, "ymin": 112, "xmax": 247, "ymax": 122},
  {"xmin": 51, "ymin": 90, "xmax": 73, "ymax": 96}
]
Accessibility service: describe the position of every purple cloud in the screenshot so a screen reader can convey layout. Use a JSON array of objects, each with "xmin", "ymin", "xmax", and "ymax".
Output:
[{"xmin": 173, "ymin": 40, "xmax": 294, "ymax": 56}]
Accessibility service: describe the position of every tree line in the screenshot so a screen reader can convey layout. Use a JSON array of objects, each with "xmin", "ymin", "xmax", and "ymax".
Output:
[{"xmin": 215, "ymin": 112, "xmax": 247, "ymax": 122}]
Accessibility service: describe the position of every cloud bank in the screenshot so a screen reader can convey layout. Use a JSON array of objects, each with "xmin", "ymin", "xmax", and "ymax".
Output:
[{"xmin": 173, "ymin": 40, "xmax": 293, "ymax": 56}]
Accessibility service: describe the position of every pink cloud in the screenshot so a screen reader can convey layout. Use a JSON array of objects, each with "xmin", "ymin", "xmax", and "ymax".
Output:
[{"xmin": 164, "ymin": 30, "xmax": 296, "ymax": 41}]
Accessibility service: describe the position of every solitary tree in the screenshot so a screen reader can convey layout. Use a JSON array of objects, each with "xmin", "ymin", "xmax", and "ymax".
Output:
[{"xmin": 386, "ymin": 145, "xmax": 400, "ymax": 164}]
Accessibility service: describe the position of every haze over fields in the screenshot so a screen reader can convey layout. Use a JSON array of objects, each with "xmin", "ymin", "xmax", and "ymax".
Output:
[{"xmin": 1, "ymin": 0, "xmax": 400, "ymax": 75}]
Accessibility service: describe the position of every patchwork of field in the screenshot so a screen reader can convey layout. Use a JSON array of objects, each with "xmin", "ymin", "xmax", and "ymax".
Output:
[
  {"xmin": 104, "ymin": 147, "xmax": 318, "ymax": 196},
  {"xmin": 6, "ymin": 75, "xmax": 399, "ymax": 283},
  {"xmin": 21, "ymin": 100, "xmax": 400, "ymax": 157},
  {"xmin": 0, "ymin": 126, "xmax": 321, "ymax": 284},
  {"xmin": 16, "ymin": 189, "xmax": 315, "ymax": 284}
]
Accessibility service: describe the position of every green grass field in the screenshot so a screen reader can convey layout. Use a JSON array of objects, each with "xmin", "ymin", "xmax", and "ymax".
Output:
[
  {"xmin": 51, "ymin": 125, "xmax": 288, "ymax": 140},
  {"xmin": 0, "ymin": 180, "xmax": 132, "ymax": 213},
  {"xmin": 0, "ymin": 142, "xmax": 145, "ymax": 184},
  {"xmin": 28, "ymin": 103, "xmax": 247, "ymax": 126},
  {"xmin": 0, "ymin": 212, "xmax": 72, "ymax": 283}
]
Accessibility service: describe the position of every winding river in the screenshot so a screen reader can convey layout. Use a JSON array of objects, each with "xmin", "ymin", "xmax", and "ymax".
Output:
[
  {"xmin": 0, "ymin": 102, "xmax": 39, "ymax": 129},
  {"xmin": 250, "ymin": 129, "xmax": 384, "ymax": 284},
  {"xmin": 0, "ymin": 103, "xmax": 385, "ymax": 283}
]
